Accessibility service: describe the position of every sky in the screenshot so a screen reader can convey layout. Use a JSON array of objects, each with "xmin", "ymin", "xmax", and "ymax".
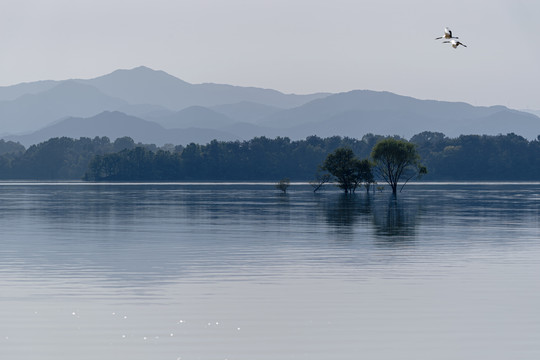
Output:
[{"xmin": 1, "ymin": 0, "xmax": 540, "ymax": 110}]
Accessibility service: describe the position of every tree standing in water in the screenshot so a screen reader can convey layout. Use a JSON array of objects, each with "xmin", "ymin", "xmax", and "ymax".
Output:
[
  {"xmin": 275, "ymin": 177, "xmax": 290, "ymax": 193},
  {"xmin": 371, "ymin": 138, "xmax": 427, "ymax": 195},
  {"xmin": 322, "ymin": 148, "xmax": 373, "ymax": 194},
  {"xmin": 357, "ymin": 158, "xmax": 375, "ymax": 193}
]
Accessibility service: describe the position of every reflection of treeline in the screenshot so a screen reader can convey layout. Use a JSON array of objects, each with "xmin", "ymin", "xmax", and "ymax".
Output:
[{"xmin": 0, "ymin": 131, "xmax": 539, "ymax": 180}]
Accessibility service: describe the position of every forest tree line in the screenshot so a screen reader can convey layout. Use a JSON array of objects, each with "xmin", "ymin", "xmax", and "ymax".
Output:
[{"xmin": 0, "ymin": 132, "xmax": 539, "ymax": 181}]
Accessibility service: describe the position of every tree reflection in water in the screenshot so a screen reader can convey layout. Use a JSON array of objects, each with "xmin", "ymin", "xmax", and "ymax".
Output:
[
  {"xmin": 371, "ymin": 195, "xmax": 420, "ymax": 243},
  {"xmin": 324, "ymin": 194, "xmax": 369, "ymax": 226},
  {"xmin": 323, "ymin": 194, "xmax": 372, "ymax": 242},
  {"xmin": 323, "ymin": 192, "xmax": 420, "ymax": 243}
]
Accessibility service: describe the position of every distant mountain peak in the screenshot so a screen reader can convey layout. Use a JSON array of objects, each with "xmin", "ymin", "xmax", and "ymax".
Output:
[
  {"xmin": 88, "ymin": 66, "xmax": 190, "ymax": 88},
  {"xmin": 131, "ymin": 65, "xmax": 155, "ymax": 72},
  {"xmin": 110, "ymin": 65, "xmax": 176, "ymax": 77},
  {"xmin": 94, "ymin": 110, "xmax": 130, "ymax": 117}
]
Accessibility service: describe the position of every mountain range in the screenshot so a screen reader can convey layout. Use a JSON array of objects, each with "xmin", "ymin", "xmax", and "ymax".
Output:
[{"xmin": 1, "ymin": 66, "xmax": 539, "ymax": 147}]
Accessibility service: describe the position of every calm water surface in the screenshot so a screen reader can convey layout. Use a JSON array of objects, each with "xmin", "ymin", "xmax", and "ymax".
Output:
[{"xmin": 0, "ymin": 182, "xmax": 539, "ymax": 359}]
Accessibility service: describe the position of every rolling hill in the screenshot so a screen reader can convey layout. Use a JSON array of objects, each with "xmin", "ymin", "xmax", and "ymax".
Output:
[
  {"xmin": 5, "ymin": 111, "xmax": 240, "ymax": 146},
  {"xmin": 254, "ymin": 90, "xmax": 540, "ymax": 139},
  {"xmin": 1, "ymin": 66, "xmax": 540, "ymax": 146},
  {"xmin": 80, "ymin": 66, "xmax": 328, "ymax": 111},
  {"xmin": 0, "ymin": 66, "xmax": 328, "ymax": 136}
]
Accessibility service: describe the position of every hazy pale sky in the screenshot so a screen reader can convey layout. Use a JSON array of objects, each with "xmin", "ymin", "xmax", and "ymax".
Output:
[{"xmin": 1, "ymin": 0, "xmax": 540, "ymax": 109}]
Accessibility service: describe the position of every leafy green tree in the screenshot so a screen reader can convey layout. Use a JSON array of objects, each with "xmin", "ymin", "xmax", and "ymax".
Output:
[
  {"xmin": 180, "ymin": 143, "xmax": 203, "ymax": 179},
  {"xmin": 322, "ymin": 148, "xmax": 363, "ymax": 193},
  {"xmin": 85, "ymin": 153, "xmax": 121, "ymax": 181},
  {"xmin": 0, "ymin": 139, "xmax": 25, "ymax": 155},
  {"xmin": 371, "ymin": 138, "xmax": 427, "ymax": 195},
  {"xmin": 113, "ymin": 136, "xmax": 136, "ymax": 152},
  {"xmin": 357, "ymin": 159, "xmax": 375, "ymax": 193}
]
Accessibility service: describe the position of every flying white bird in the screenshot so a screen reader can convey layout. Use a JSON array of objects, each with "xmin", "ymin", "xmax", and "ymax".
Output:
[
  {"xmin": 435, "ymin": 27, "xmax": 458, "ymax": 40},
  {"xmin": 443, "ymin": 39, "xmax": 467, "ymax": 48}
]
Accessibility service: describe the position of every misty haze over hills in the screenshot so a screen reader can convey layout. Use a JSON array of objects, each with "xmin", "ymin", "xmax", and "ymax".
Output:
[
  {"xmin": 12, "ymin": 111, "xmax": 241, "ymax": 147},
  {"xmin": 1, "ymin": 66, "xmax": 539, "ymax": 147}
]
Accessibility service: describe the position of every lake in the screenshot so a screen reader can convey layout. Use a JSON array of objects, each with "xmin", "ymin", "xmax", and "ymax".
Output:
[{"xmin": 0, "ymin": 182, "xmax": 539, "ymax": 360}]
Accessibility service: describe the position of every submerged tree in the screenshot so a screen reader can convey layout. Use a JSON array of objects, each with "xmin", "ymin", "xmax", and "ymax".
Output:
[
  {"xmin": 275, "ymin": 177, "xmax": 291, "ymax": 193},
  {"xmin": 310, "ymin": 168, "xmax": 331, "ymax": 192},
  {"xmin": 371, "ymin": 138, "xmax": 427, "ymax": 195},
  {"xmin": 322, "ymin": 148, "xmax": 359, "ymax": 193},
  {"xmin": 322, "ymin": 148, "xmax": 374, "ymax": 194},
  {"xmin": 357, "ymin": 158, "xmax": 375, "ymax": 193}
]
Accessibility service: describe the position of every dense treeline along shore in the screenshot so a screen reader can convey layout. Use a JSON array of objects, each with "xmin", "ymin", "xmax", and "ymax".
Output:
[{"xmin": 0, "ymin": 132, "xmax": 540, "ymax": 181}]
